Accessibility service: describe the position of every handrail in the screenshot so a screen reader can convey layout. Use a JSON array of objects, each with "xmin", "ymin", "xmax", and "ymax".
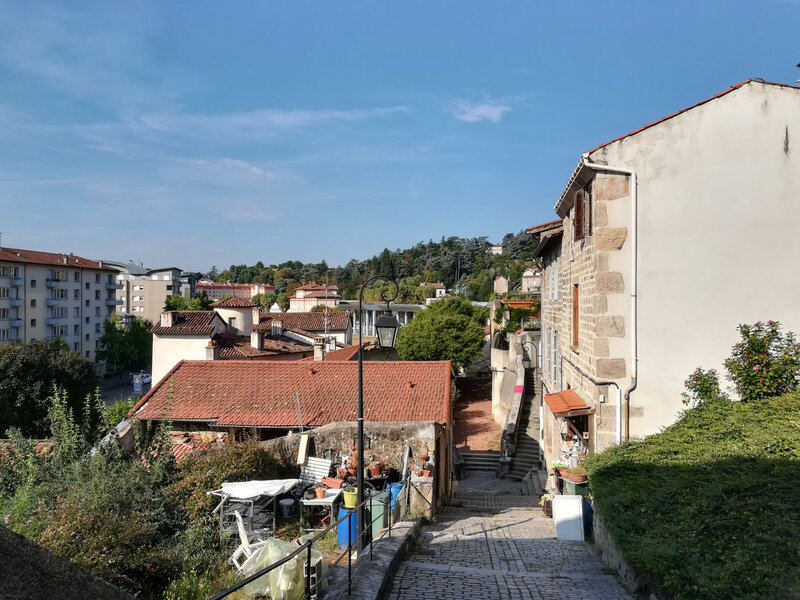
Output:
[{"xmin": 209, "ymin": 481, "xmax": 406, "ymax": 600}]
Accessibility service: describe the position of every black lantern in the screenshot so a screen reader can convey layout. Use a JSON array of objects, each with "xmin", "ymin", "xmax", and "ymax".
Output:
[{"xmin": 374, "ymin": 310, "xmax": 400, "ymax": 350}]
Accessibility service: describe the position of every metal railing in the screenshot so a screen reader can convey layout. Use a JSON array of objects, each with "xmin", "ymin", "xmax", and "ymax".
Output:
[{"xmin": 209, "ymin": 482, "xmax": 406, "ymax": 600}]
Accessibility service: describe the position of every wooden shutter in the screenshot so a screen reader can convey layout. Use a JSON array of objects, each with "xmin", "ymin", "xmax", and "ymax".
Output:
[
  {"xmin": 574, "ymin": 190, "xmax": 584, "ymax": 241},
  {"xmin": 572, "ymin": 284, "xmax": 579, "ymax": 347},
  {"xmin": 585, "ymin": 185, "xmax": 593, "ymax": 236}
]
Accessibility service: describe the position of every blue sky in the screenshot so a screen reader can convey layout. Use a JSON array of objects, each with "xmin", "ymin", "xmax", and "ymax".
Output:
[{"xmin": 1, "ymin": 1, "xmax": 797, "ymax": 272}]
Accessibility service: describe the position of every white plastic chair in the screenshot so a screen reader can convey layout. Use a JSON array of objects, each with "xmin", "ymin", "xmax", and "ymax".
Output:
[{"xmin": 230, "ymin": 510, "xmax": 267, "ymax": 574}]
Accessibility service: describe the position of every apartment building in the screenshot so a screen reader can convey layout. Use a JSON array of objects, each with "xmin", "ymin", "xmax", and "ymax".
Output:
[
  {"xmin": 0, "ymin": 247, "xmax": 122, "ymax": 361},
  {"xmin": 102, "ymin": 261, "xmax": 183, "ymax": 325},
  {"xmin": 195, "ymin": 279, "xmax": 275, "ymax": 300}
]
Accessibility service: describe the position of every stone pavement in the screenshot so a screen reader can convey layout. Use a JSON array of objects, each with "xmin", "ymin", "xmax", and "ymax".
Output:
[{"xmin": 387, "ymin": 473, "xmax": 631, "ymax": 600}]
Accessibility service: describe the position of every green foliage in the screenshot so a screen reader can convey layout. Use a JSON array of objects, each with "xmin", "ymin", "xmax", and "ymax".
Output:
[
  {"xmin": 501, "ymin": 306, "xmax": 540, "ymax": 334},
  {"xmin": 309, "ymin": 304, "xmax": 343, "ymax": 312},
  {"xmin": 681, "ymin": 368, "xmax": 725, "ymax": 407},
  {"xmin": 164, "ymin": 294, "xmax": 188, "ymax": 311},
  {"xmin": 251, "ymin": 292, "xmax": 277, "ymax": 310},
  {"xmin": 276, "ymin": 292, "xmax": 291, "ymax": 312},
  {"xmin": 586, "ymin": 392, "xmax": 800, "ymax": 599},
  {"xmin": 97, "ymin": 314, "xmax": 153, "ymax": 373},
  {"xmin": 723, "ymin": 320, "xmax": 800, "ymax": 402},
  {"xmin": 106, "ymin": 398, "xmax": 135, "ymax": 428},
  {"xmin": 395, "ymin": 297, "xmax": 487, "ymax": 370},
  {"xmin": 0, "ymin": 339, "xmax": 99, "ymax": 437},
  {"xmin": 187, "ymin": 292, "xmax": 214, "ymax": 311}
]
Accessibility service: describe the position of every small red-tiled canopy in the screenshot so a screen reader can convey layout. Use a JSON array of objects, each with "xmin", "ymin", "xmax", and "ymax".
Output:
[
  {"xmin": 544, "ymin": 390, "xmax": 595, "ymax": 417},
  {"xmin": 132, "ymin": 359, "xmax": 453, "ymax": 427},
  {"xmin": 211, "ymin": 296, "xmax": 258, "ymax": 308}
]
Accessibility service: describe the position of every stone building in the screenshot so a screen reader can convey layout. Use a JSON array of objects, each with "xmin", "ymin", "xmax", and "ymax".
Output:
[{"xmin": 535, "ymin": 79, "xmax": 800, "ymax": 466}]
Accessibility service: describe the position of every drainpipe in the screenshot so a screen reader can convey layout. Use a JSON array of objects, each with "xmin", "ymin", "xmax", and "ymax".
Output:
[{"xmin": 581, "ymin": 154, "xmax": 638, "ymax": 443}]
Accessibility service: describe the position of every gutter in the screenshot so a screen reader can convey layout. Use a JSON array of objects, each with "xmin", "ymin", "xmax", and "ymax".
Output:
[{"xmin": 579, "ymin": 154, "xmax": 639, "ymax": 443}]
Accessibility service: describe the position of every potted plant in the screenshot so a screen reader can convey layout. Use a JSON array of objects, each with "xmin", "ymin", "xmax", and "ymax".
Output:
[
  {"xmin": 368, "ymin": 460, "xmax": 383, "ymax": 477},
  {"xmin": 419, "ymin": 462, "xmax": 432, "ymax": 477},
  {"xmin": 540, "ymin": 493, "xmax": 553, "ymax": 517},
  {"xmin": 563, "ymin": 464, "xmax": 587, "ymax": 483},
  {"xmin": 342, "ymin": 486, "xmax": 358, "ymax": 508},
  {"xmin": 313, "ymin": 483, "xmax": 327, "ymax": 499}
]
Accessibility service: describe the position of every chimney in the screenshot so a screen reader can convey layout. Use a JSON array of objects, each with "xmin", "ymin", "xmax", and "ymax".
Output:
[
  {"xmin": 160, "ymin": 311, "xmax": 176, "ymax": 328},
  {"xmin": 271, "ymin": 320, "xmax": 283, "ymax": 336},
  {"xmin": 252, "ymin": 306, "xmax": 260, "ymax": 326},
  {"xmin": 313, "ymin": 339, "xmax": 326, "ymax": 361},
  {"xmin": 206, "ymin": 341, "xmax": 219, "ymax": 360},
  {"xmin": 251, "ymin": 330, "xmax": 264, "ymax": 351}
]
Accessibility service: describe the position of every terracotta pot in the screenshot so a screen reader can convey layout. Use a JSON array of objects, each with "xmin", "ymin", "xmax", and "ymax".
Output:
[
  {"xmin": 368, "ymin": 464, "xmax": 382, "ymax": 477},
  {"xmin": 420, "ymin": 469, "xmax": 431, "ymax": 477},
  {"xmin": 347, "ymin": 468, "xmax": 357, "ymax": 476},
  {"xmin": 565, "ymin": 473, "xmax": 587, "ymax": 483},
  {"xmin": 419, "ymin": 454, "xmax": 429, "ymax": 462},
  {"xmin": 315, "ymin": 487, "xmax": 326, "ymax": 499},
  {"xmin": 321, "ymin": 476, "xmax": 344, "ymax": 489}
]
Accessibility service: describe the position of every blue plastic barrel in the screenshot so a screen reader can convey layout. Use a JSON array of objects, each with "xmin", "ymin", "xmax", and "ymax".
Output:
[
  {"xmin": 388, "ymin": 483, "xmax": 403, "ymax": 509},
  {"xmin": 336, "ymin": 507, "xmax": 358, "ymax": 549}
]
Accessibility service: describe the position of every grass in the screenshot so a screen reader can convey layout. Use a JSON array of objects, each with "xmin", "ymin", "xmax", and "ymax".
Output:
[{"xmin": 586, "ymin": 392, "xmax": 800, "ymax": 599}]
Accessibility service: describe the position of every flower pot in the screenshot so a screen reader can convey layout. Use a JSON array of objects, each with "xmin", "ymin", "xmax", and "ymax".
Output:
[
  {"xmin": 368, "ymin": 464, "xmax": 383, "ymax": 477},
  {"xmin": 419, "ymin": 469, "xmax": 431, "ymax": 477},
  {"xmin": 315, "ymin": 487, "xmax": 327, "ymax": 499},
  {"xmin": 347, "ymin": 468, "xmax": 357, "ymax": 476},
  {"xmin": 419, "ymin": 454, "xmax": 429, "ymax": 462},
  {"xmin": 322, "ymin": 476, "xmax": 344, "ymax": 489},
  {"xmin": 566, "ymin": 474, "xmax": 587, "ymax": 483},
  {"xmin": 342, "ymin": 489, "xmax": 358, "ymax": 508}
]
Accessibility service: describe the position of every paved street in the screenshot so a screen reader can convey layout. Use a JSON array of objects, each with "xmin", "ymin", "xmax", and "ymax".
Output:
[{"xmin": 387, "ymin": 475, "xmax": 631, "ymax": 600}]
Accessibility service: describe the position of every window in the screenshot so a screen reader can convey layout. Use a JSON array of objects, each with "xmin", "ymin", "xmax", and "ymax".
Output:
[
  {"xmin": 229, "ymin": 317, "xmax": 237, "ymax": 332},
  {"xmin": 0, "ymin": 329, "xmax": 9, "ymax": 340},
  {"xmin": 85, "ymin": 317, "xmax": 90, "ymax": 324},
  {"xmin": 133, "ymin": 295, "xmax": 143, "ymax": 301},
  {"xmin": 95, "ymin": 274, "xmax": 101, "ymax": 283},
  {"xmin": 74, "ymin": 324, "xmax": 79, "ymax": 335},
  {"xmin": 95, "ymin": 290, "xmax": 100, "ymax": 300},
  {"xmin": 30, "ymin": 279, "xmax": 36, "ymax": 288},
  {"xmin": 553, "ymin": 331, "xmax": 559, "ymax": 388},
  {"xmin": 30, "ymin": 299, "xmax": 36, "ymax": 308},
  {"xmin": 53, "ymin": 307, "xmax": 68, "ymax": 318},
  {"xmin": 0, "ymin": 308, "xmax": 7, "ymax": 319},
  {"xmin": 107, "ymin": 274, "xmax": 114, "ymax": 283},
  {"xmin": 132, "ymin": 306, "xmax": 144, "ymax": 312},
  {"xmin": 95, "ymin": 324, "xmax": 101, "ymax": 333},
  {"xmin": 133, "ymin": 285, "xmax": 144, "ymax": 291},
  {"xmin": 73, "ymin": 289, "xmax": 79, "ymax": 300},
  {"xmin": 52, "ymin": 325, "xmax": 67, "ymax": 337},
  {"xmin": 166, "ymin": 285, "xmax": 172, "ymax": 291},
  {"xmin": 85, "ymin": 333, "xmax": 89, "ymax": 341},
  {"xmin": 74, "ymin": 307, "xmax": 80, "ymax": 317},
  {"xmin": 0, "ymin": 266, "xmax": 18, "ymax": 277},
  {"xmin": 95, "ymin": 340, "xmax": 100, "ymax": 348},
  {"xmin": 95, "ymin": 307, "xmax": 100, "ymax": 316},
  {"xmin": 572, "ymin": 284, "xmax": 579, "ymax": 348},
  {"xmin": 573, "ymin": 182, "xmax": 593, "ymax": 242},
  {"xmin": 53, "ymin": 288, "xmax": 68, "ymax": 299},
  {"xmin": 85, "ymin": 351, "xmax": 90, "ymax": 358},
  {"xmin": 85, "ymin": 282, "xmax": 90, "ymax": 290},
  {"xmin": 0, "ymin": 287, "xmax": 8, "ymax": 298},
  {"xmin": 548, "ymin": 258, "xmax": 559, "ymax": 301},
  {"xmin": 30, "ymin": 318, "xmax": 37, "ymax": 327},
  {"xmin": 74, "ymin": 272, "xmax": 80, "ymax": 282},
  {"xmin": 73, "ymin": 342, "xmax": 79, "ymax": 351},
  {"xmin": 85, "ymin": 299, "xmax": 89, "ymax": 307}
]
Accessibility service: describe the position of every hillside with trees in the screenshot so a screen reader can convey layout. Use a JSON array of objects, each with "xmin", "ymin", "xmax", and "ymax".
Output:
[{"xmin": 189, "ymin": 229, "xmax": 541, "ymax": 302}]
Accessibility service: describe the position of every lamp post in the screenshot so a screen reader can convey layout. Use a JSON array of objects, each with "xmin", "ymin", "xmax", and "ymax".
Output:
[{"xmin": 356, "ymin": 275, "xmax": 399, "ymax": 550}]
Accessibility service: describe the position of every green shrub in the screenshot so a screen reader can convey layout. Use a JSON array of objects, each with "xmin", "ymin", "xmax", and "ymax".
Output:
[
  {"xmin": 723, "ymin": 320, "xmax": 800, "ymax": 402},
  {"xmin": 587, "ymin": 392, "xmax": 800, "ymax": 599},
  {"xmin": 106, "ymin": 398, "xmax": 136, "ymax": 428},
  {"xmin": 681, "ymin": 367, "xmax": 725, "ymax": 407}
]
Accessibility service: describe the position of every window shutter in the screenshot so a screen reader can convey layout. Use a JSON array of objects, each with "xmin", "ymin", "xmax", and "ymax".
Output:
[
  {"xmin": 572, "ymin": 284, "xmax": 579, "ymax": 347},
  {"xmin": 574, "ymin": 190, "xmax": 584, "ymax": 241},
  {"xmin": 585, "ymin": 186, "xmax": 593, "ymax": 236}
]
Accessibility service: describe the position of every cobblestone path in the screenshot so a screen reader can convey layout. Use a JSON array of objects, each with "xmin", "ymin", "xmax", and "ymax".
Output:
[{"xmin": 387, "ymin": 491, "xmax": 631, "ymax": 600}]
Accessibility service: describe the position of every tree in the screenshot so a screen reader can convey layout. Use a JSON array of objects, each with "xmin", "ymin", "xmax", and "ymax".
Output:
[
  {"xmin": 187, "ymin": 292, "xmax": 213, "ymax": 311},
  {"xmin": 309, "ymin": 304, "xmax": 343, "ymax": 312},
  {"xmin": 251, "ymin": 292, "xmax": 277, "ymax": 311},
  {"xmin": 395, "ymin": 297, "xmax": 487, "ymax": 370},
  {"xmin": 276, "ymin": 292, "xmax": 291, "ymax": 312},
  {"xmin": 97, "ymin": 315, "xmax": 153, "ymax": 373},
  {"xmin": 164, "ymin": 294, "xmax": 187, "ymax": 311},
  {"xmin": 0, "ymin": 339, "xmax": 99, "ymax": 437}
]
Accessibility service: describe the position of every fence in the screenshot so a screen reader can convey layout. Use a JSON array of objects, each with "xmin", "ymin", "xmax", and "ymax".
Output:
[{"xmin": 209, "ymin": 478, "xmax": 416, "ymax": 600}]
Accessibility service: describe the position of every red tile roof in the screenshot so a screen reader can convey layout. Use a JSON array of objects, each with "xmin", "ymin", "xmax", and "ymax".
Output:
[
  {"xmin": 300, "ymin": 290, "xmax": 340, "ymax": 299},
  {"xmin": 197, "ymin": 282, "xmax": 254, "ymax": 290},
  {"xmin": 0, "ymin": 247, "xmax": 115, "ymax": 271},
  {"xmin": 133, "ymin": 360, "xmax": 453, "ymax": 427},
  {"xmin": 256, "ymin": 311, "xmax": 351, "ymax": 332},
  {"xmin": 544, "ymin": 390, "xmax": 594, "ymax": 417},
  {"xmin": 299, "ymin": 343, "xmax": 365, "ymax": 362},
  {"xmin": 295, "ymin": 282, "xmax": 338, "ymax": 291},
  {"xmin": 211, "ymin": 297, "xmax": 258, "ymax": 308},
  {"xmin": 587, "ymin": 79, "xmax": 800, "ymax": 154},
  {"xmin": 526, "ymin": 220, "xmax": 562, "ymax": 234},
  {"xmin": 151, "ymin": 311, "xmax": 221, "ymax": 335},
  {"xmin": 214, "ymin": 332, "xmax": 312, "ymax": 358},
  {"xmin": 169, "ymin": 431, "xmax": 226, "ymax": 462},
  {"xmin": 421, "ymin": 282, "xmax": 445, "ymax": 289}
]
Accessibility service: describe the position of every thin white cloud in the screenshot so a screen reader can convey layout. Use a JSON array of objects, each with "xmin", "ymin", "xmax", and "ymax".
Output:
[
  {"xmin": 176, "ymin": 157, "xmax": 280, "ymax": 180},
  {"xmin": 450, "ymin": 100, "xmax": 511, "ymax": 123},
  {"xmin": 216, "ymin": 200, "xmax": 276, "ymax": 222}
]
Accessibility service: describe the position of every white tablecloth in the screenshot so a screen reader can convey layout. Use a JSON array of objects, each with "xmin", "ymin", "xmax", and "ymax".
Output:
[{"xmin": 220, "ymin": 479, "xmax": 300, "ymax": 499}]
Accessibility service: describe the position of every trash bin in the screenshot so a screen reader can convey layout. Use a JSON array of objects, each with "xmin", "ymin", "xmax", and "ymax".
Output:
[
  {"xmin": 367, "ymin": 491, "xmax": 390, "ymax": 539},
  {"xmin": 279, "ymin": 498, "xmax": 295, "ymax": 517},
  {"xmin": 336, "ymin": 507, "xmax": 358, "ymax": 549},
  {"xmin": 388, "ymin": 483, "xmax": 403, "ymax": 509}
]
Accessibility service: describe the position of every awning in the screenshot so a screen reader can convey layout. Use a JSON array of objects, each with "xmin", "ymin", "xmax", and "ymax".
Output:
[{"xmin": 545, "ymin": 390, "xmax": 595, "ymax": 418}]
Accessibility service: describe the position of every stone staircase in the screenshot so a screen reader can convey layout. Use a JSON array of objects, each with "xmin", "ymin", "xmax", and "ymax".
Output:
[
  {"xmin": 460, "ymin": 451, "xmax": 501, "ymax": 476},
  {"xmin": 508, "ymin": 369, "xmax": 541, "ymax": 481}
]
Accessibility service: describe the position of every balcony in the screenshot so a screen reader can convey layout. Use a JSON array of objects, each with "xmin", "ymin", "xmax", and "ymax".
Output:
[
  {"xmin": 105, "ymin": 298, "xmax": 123, "ymax": 306},
  {"xmin": 46, "ymin": 317, "xmax": 63, "ymax": 325},
  {"xmin": 10, "ymin": 298, "xmax": 24, "ymax": 307},
  {"xmin": 46, "ymin": 298, "xmax": 62, "ymax": 306},
  {"xmin": 106, "ymin": 282, "xmax": 123, "ymax": 290},
  {"xmin": 10, "ymin": 319, "xmax": 23, "ymax": 328},
  {"xmin": 10, "ymin": 277, "xmax": 23, "ymax": 286},
  {"xmin": 46, "ymin": 279, "xmax": 62, "ymax": 288}
]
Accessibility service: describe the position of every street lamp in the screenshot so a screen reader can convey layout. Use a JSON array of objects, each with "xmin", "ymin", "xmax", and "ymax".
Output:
[{"xmin": 356, "ymin": 275, "xmax": 399, "ymax": 550}]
